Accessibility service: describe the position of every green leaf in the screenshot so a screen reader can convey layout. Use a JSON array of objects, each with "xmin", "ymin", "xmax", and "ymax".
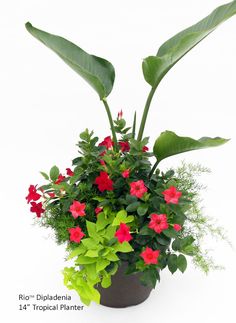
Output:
[
  {"xmin": 81, "ymin": 238, "xmax": 100, "ymax": 250},
  {"xmin": 96, "ymin": 259, "xmax": 110, "ymax": 272},
  {"xmin": 96, "ymin": 212, "xmax": 110, "ymax": 231},
  {"xmin": 67, "ymin": 244, "xmax": 86, "ymax": 260},
  {"xmin": 162, "ymin": 227, "xmax": 178, "ymax": 238},
  {"xmin": 140, "ymin": 268, "xmax": 160, "ymax": 288},
  {"xmin": 177, "ymin": 254, "xmax": 187, "ymax": 273},
  {"xmin": 101, "ymin": 274, "xmax": 111, "ymax": 288},
  {"xmin": 126, "ymin": 202, "xmax": 140, "ymax": 213},
  {"xmin": 40, "ymin": 171, "xmax": 49, "ymax": 180},
  {"xmin": 25, "ymin": 22, "xmax": 115, "ymax": 99},
  {"xmin": 85, "ymin": 250, "xmax": 99, "ymax": 258},
  {"xmin": 112, "ymin": 210, "xmax": 134, "ymax": 226},
  {"xmin": 105, "ymin": 252, "xmax": 119, "ymax": 262},
  {"xmin": 137, "ymin": 204, "xmax": 149, "ymax": 216},
  {"xmin": 76, "ymin": 255, "xmax": 97, "ymax": 265},
  {"xmin": 49, "ymin": 165, "xmax": 59, "ymax": 181},
  {"xmin": 143, "ymin": 1, "xmax": 236, "ymax": 88},
  {"xmin": 168, "ymin": 254, "xmax": 178, "ymax": 274},
  {"xmin": 113, "ymin": 241, "xmax": 133, "ymax": 253},
  {"xmin": 153, "ymin": 131, "xmax": 229, "ymax": 163},
  {"xmin": 85, "ymin": 264, "xmax": 97, "ymax": 281},
  {"xmin": 86, "ymin": 221, "xmax": 101, "ymax": 242}
]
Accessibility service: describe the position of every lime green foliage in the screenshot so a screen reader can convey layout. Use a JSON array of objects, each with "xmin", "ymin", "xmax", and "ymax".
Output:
[
  {"xmin": 64, "ymin": 209, "xmax": 133, "ymax": 305},
  {"xmin": 174, "ymin": 162, "xmax": 231, "ymax": 273}
]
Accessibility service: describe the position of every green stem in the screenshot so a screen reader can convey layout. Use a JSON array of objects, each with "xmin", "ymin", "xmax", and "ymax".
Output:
[
  {"xmin": 149, "ymin": 160, "xmax": 159, "ymax": 179},
  {"xmin": 102, "ymin": 98, "xmax": 118, "ymax": 150},
  {"xmin": 137, "ymin": 86, "xmax": 157, "ymax": 141}
]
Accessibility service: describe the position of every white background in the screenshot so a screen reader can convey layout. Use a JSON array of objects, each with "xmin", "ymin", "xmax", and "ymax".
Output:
[{"xmin": 1, "ymin": 0, "xmax": 236, "ymax": 322}]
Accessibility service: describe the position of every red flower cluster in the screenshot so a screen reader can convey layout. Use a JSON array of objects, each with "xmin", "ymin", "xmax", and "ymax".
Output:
[
  {"xmin": 68, "ymin": 227, "xmax": 85, "ymax": 243},
  {"xmin": 26, "ymin": 185, "xmax": 41, "ymax": 204},
  {"xmin": 148, "ymin": 213, "xmax": 169, "ymax": 234},
  {"xmin": 140, "ymin": 247, "xmax": 160, "ymax": 265},
  {"xmin": 69, "ymin": 201, "xmax": 86, "ymax": 218},
  {"xmin": 115, "ymin": 223, "xmax": 132, "ymax": 243},
  {"xmin": 30, "ymin": 202, "xmax": 45, "ymax": 218},
  {"xmin": 162, "ymin": 186, "xmax": 182, "ymax": 204},
  {"xmin": 95, "ymin": 171, "xmax": 113, "ymax": 192},
  {"xmin": 130, "ymin": 180, "xmax": 147, "ymax": 198}
]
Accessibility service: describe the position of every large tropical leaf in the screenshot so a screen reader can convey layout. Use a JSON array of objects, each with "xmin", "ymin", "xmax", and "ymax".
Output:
[
  {"xmin": 153, "ymin": 131, "xmax": 229, "ymax": 163},
  {"xmin": 25, "ymin": 22, "xmax": 115, "ymax": 99},
  {"xmin": 143, "ymin": 1, "xmax": 236, "ymax": 88}
]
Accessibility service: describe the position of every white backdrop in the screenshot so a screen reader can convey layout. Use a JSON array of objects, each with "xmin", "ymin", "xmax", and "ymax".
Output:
[{"xmin": 1, "ymin": 0, "xmax": 236, "ymax": 322}]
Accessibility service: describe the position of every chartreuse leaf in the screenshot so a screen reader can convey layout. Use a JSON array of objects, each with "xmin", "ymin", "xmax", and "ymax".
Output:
[
  {"xmin": 25, "ymin": 22, "xmax": 115, "ymax": 99},
  {"xmin": 96, "ymin": 259, "xmax": 110, "ymax": 272},
  {"xmin": 86, "ymin": 221, "xmax": 103, "ymax": 242},
  {"xmin": 153, "ymin": 131, "xmax": 229, "ymax": 164},
  {"xmin": 113, "ymin": 241, "xmax": 133, "ymax": 253},
  {"xmin": 143, "ymin": 1, "xmax": 236, "ymax": 89},
  {"xmin": 101, "ymin": 274, "xmax": 111, "ymax": 288},
  {"xmin": 112, "ymin": 210, "xmax": 134, "ymax": 226},
  {"xmin": 67, "ymin": 244, "xmax": 86, "ymax": 260}
]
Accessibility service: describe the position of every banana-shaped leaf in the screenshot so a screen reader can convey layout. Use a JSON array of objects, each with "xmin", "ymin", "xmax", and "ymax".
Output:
[
  {"xmin": 143, "ymin": 1, "xmax": 236, "ymax": 88},
  {"xmin": 25, "ymin": 22, "xmax": 115, "ymax": 99},
  {"xmin": 153, "ymin": 131, "xmax": 229, "ymax": 163}
]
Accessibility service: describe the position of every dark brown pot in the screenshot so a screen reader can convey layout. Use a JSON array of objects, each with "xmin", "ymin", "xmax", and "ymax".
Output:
[{"xmin": 97, "ymin": 262, "xmax": 153, "ymax": 308}]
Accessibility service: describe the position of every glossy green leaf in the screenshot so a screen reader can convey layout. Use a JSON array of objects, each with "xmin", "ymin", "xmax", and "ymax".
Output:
[
  {"xmin": 168, "ymin": 254, "xmax": 178, "ymax": 274},
  {"xmin": 153, "ymin": 131, "xmax": 229, "ymax": 163},
  {"xmin": 143, "ymin": 1, "xmax": 236, "ymax": 88},
  {"xmin": 49, "ymin": 165, "xmax": 59, "ymax": 181},
  {"xmin": 25, "ymin": 22, "xmax": 115, "ymax": 99},
  {"xmin": 177, "ymin": 254, "xmax": 187, "ymax": 273}
]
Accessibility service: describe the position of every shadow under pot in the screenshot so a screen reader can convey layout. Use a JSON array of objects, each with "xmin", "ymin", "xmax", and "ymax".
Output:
[{"xmin": 96, "ymin": 262, "xmax": 153, "ymax": 308}]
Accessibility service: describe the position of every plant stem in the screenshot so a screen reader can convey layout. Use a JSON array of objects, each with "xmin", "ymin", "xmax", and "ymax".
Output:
[
  {"xmin": 102, "ymin": 98, "xmax": 118, "ymax": 150},
  {"xmin": 149, "ymin": 160, "xmax": 159, "ymax": 179},
  {"xmin": 137, "ymin": 86, "xmax": 157, "ymax": 141}
]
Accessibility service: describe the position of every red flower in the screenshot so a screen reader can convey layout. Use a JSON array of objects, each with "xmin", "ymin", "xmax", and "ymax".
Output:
[
  {"xmin": 99, "ymin": 136, "xmax": 114, "ymax": 149},
  {"xmin": 48, "ymin": 192, "xmax": 55, "ymax": 198},
  {"xmin": 69, "ymin": 201, "xmax": 86, "ymax": 218},
  {"xmin": 119, "ymin": 141, "xmax": 130, "ymax": 152},
  {"xmin": 140, "ymin": 247, "xmax": 160, "ymax": 265},
  {"xmin": 148, "ymin": 213, "xmax": 169, "ymax": 234},
  {"xmin": 142, "ymin": 146, "xmax": 149, "ymax": 152},
  {"xmin": 115, "ymin": 223, "xmax": 133, "ymax": 243},
  {"xmin": 118, "ymin": 110, "xmax": 123, "ymax": 119},
  {"xmin": 68, "ymin": 227, "xmax": 85, "ymax": 243},
  {"xmin": 26, "ymin": 185, "xmax": 41, "ymax": 204},
  {"xmin": 95, "ymin": 207, "xmax": 103, "ymax": 215},
  {"xmin": 30, "ymin": 202, "xmax": 45, "ymax": 218},
  {"xmin": 66, "ymin": 168, "xmax": 74, "ymax": 176},
  {"xmin": 162, "ymin": 186, "xmax": 182, "ymax": 204},
  {"xmin": 130, "ymin": 180, "xmax": 147, "ymax": 198},
  {"xmin": 55, "ymin": 174, "xmax": 65, "ymax": 184},
  {"xmin": 122, "ymin": 169, "xmax": 130, "ymax": 178},
  {"xmin": 95, "ymin": 171, "xmax": 114, "ymax": 192},
  {"xmin": 173, "ymin": 224, "xmax": 182, "ymax": 232}
]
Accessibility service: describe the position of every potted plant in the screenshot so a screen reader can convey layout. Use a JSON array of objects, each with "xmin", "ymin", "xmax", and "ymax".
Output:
[{"xmin": 25, "ymin": 1, "xmax": 236, "ymax": 308}]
